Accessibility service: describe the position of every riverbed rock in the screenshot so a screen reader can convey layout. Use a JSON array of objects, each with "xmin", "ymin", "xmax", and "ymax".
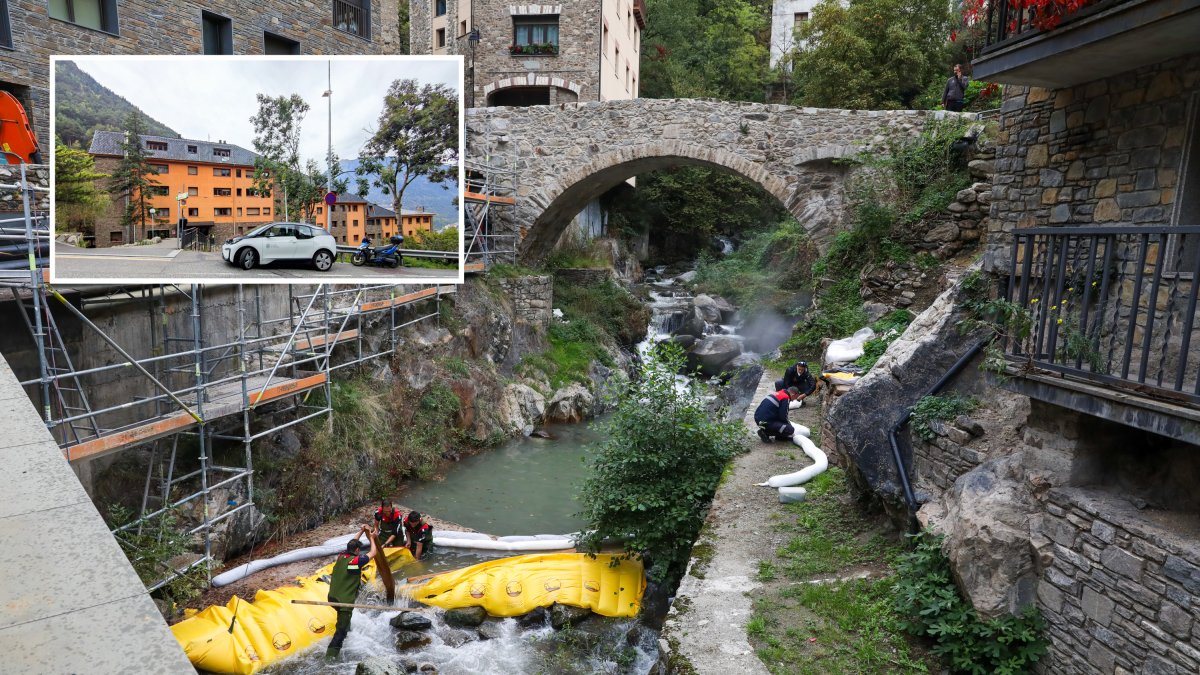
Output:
[
  {"xmin": 687, "ymin": 335, "xmax": 742, "ymax": 377},
  {"xmin": 517, "ymin": 606, "xmax": 548, "ymax": 628},
  {"xmin": 417, "ymin": 664, "xmax": 438, "ymax": 674},
  {"xmin": 673, "ymin": 310, "xmax": 707, "ymax": 339},
  {"xmin": 714, "ymin": 356, "xmax": 763, "ymax": 423},
  {"xmin": 390, "ymin": 612, "xmax": 433, "ymax": 631},
  {"xmin": 669, "ymin": 334, "xmax": 696, "ymax": 351},
  {"xmin": 477, "ymin": 620, "xmax": 505, "ymax": 640},
  {"xmin": 356, "ymin": 656, "xmax": 406, "ymax": 675},
  {"xmin": 549, "ymin": 603, "xmax": 592, "ymax": 629},
  {"xmin": 498, "ymin": 382, "xmax": 546, "ymax": 435},
  {"xmin": 692, "ymin": 294, "xmax": 724, "ymax": 324},
  {"xmin": 395, "ymin": 630, "xmax": 433, "ymax": 651},
  {"xmin": 444, "ymin": 606, "xmax": 488, "ymax": 628},
  {"xmin": 544, "ymin": 383, "xmax": 595, "ymax": 424},
  {"xmin": 676, "ymin": 270, "xmax": 697, "ymax": 284},
  {"xmin": 440, "ymin": 630, "xmax": 476, "ymax": 648}
]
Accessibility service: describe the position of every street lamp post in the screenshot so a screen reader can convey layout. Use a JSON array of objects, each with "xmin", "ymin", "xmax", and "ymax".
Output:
[{"xmin": 323, "ymin": 62, "xmax": 333, "ymax": 235}]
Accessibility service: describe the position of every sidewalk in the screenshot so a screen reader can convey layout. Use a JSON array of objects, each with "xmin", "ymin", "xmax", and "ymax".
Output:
[{"xmin": 660, "ymin": 369, "xmax": 821, "ymax": 674}]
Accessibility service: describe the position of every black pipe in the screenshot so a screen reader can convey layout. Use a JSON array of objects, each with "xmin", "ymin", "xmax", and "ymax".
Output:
[{"xmin": 888, "ymin": 340, "xmax": 986, "ymax": 530}]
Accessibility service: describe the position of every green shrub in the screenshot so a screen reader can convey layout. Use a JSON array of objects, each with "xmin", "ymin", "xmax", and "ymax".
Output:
[
  {"xmin": 895, "ymin": 531, "xmax": 1047, "ymax": 674},
  {"xmin": 909, "ymin": 392, "xmax": 978, "ymax": 441}
]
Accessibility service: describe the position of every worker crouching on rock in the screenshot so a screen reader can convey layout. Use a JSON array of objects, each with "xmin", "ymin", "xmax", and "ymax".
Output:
[
  {"xmin": 404, "ymin": 511, "xmax": 434, "ymax": 560},
  {"xmin": 374, "ymin": 498, "xmax": 404, "ymax": 548},
  {"xmin": 774, "ymin": 360, "xmax": 816, "ymax": 404},
  {"xmin": 755, "ymin": 386, "xmax": 801, "ymax": 443},
  {"xmin": 325, "ymin": 525, "xmax": 377, "ymax": 660}
]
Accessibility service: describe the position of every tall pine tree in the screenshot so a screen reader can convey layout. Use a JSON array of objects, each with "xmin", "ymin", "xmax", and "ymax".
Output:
[
  {"xmin": 54, "ymin": 137, "xmax": 109, "ymax": 236},
  {"xmin": 107, "ymin": 111, "xmax": 161, "ymax": 243}
]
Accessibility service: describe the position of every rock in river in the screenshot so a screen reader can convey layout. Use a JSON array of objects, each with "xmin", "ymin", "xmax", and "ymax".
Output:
[
  {"xmin": 356, "ymin": 656, "xmax": 406, "ymax": 675},
  {"xmin": 390, "ymin": 611, "xmax": 432, "ymax": 631},
  {"xmin": 443, "ymin": 606, "xmax": 488, "ymax": 628},
  {"xmin": 394, "ymin": 630, "xmax": 432, "ymax": 651},
  {"xmin": 687, "ymin": 335, "xmax": 742, "ymax": 377},
  {"xmin": 549, "ymin": 603, "xmax": 592, "ymax": 630}
]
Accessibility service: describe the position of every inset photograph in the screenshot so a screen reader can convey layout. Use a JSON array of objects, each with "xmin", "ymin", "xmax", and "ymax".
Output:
[{"xmin": 51, "ymin": 56, "xmax": 462, "ymax": 283}]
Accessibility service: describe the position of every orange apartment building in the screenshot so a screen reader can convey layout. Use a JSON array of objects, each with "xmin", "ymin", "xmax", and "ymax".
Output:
[
  {"xmin": 400, "ymin": 208, "xmax": 435, "ymax": 238},
  {"xmin": 315, "ymin": 192, "xmax": 371, "ymax": 245},
  {"xmin": 89, "ymin": 132, "xmax": 273, "ymax": 246}
]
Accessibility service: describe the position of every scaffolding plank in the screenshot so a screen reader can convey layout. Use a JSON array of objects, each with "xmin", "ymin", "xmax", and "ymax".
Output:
[
  {"xmin": 64, "ymin": 412, "xmax": 195, "ymax": 463},
  {"xmin": 249, "ymin": 372, "xmax": 328, "ymax": 406},
  {"xmin": 358, "ymin": 287, "xmax": 439, "ymax": 313},
  {"xmin": 464, "ymin": 262, "xmax": 486, "ymax": 274},
  {"xmin": 463, "ymin": 190, "xmax": 515, "ymax": 205},
  {"xmin": 264, "ymin": 328, "xmax": 360, "ymax": 353}
]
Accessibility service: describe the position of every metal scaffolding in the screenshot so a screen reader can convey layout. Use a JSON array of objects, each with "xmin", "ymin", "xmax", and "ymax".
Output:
[
  {"xmin": 464, "ymin": 157, "xmax": 519, "ymax": 272},
  {"xmin": 0, "ymin": 164, "xmax": 451, "ymax": 591}
]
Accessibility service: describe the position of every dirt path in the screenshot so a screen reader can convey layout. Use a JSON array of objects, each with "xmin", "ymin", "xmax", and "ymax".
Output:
[
  {"xmin": 185, "ymin": 502, "xmax": 474, "ymax": 614},
  {"xmin": 661, "ymin": 369, "xmax": 823, "ymax": 674}
]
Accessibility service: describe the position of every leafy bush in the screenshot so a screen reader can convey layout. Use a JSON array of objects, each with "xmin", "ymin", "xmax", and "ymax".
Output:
[
  {"xmin": 693, "ymin": 218, "xmax": 817, "ymax": 314},
  {"xmin": 554, "ymin": 278, "xmax": 649, "ymax": 348},
  {"xmin": 108, "ymin": 504, "xmax": 209, "ymax": 607},
  {"xmin": 895, "ymin": 531, "xmax": 1047, "ymax": 674},
  {"xmin": 781, "ymin": 277, "xmax": 867, "ymax": 358},
  {"xmin": 909, "ymin": 392, "xmax": 978, "ymax": 441},
  {"xmin": 576, "ymin": 345, "xmax": 744, "ymax": 583}
]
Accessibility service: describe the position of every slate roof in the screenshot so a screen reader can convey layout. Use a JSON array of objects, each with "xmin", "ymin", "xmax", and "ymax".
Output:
[
  {"xmin": 89, "ymin": 131, "xmax": 259, "ymax": 167},
  {"xmin": 367, "ymin": 204, "xmax": 396, "ymax": 219}
]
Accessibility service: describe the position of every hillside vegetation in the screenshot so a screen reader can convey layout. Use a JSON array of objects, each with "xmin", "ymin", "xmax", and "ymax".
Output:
[{"xmin": 54, "ymin": 61, "xmax": 178, "ymax": 148}]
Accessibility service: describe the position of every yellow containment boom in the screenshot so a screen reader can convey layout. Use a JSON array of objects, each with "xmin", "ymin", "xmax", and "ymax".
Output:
[
  {"xmin": 171, "ymin": 547, "xmax": 414, "ymax": 675},
  {"xmin": 413, "ymin": 552, "xmax": 645, "ymax": 618}
]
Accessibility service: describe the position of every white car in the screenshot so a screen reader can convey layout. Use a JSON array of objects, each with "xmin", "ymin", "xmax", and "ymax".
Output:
[{"xmin": 222, "ymin": 222, "xmax": 338, "ymax": 272}]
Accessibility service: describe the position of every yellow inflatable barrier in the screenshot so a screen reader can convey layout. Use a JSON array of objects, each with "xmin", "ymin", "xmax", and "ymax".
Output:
[
  {"xmin": 413, "ymin": 553, "xmax": 645, "ymax": 618},
  {"xmin": 171, "ymin": 547, "xmax": 414, "ymax": 675}
]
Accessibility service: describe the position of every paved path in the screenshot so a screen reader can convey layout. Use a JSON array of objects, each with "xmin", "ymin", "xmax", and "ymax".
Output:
[
  {"xmin": 0, "ymin": 353, "xmax": 193, "ymax": 674},
  {"xmin": 662, "ymin": 369, "xmax": 821, "ymax": 674},
  {"xmin": 53, "ymin": 244, "xmax": 457, "ymax": 281}
]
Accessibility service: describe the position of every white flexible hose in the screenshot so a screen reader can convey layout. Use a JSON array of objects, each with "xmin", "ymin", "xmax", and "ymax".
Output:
[{"xmin": 755, "ymin": 425, "xmax": 829, "ymax": 501}]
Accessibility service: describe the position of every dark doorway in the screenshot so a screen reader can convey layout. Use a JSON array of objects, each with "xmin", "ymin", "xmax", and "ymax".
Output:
[{"xmin": 488, "ymin": 87, "xmax": 551, "ymax": 107}]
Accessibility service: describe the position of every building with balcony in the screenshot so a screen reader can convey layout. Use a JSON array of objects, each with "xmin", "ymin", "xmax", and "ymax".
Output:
[
  {"xmin": 0, "ymin": 0, "xmax": 399, "ymax": 150},
  {"xmin": 409, "ymin": 0, "xmax": 645, "ymax": 107},
  {"xmin": 88, "ymin": 132, "xmax": 274, "ymax": 246},
  {"xmin": 959, "ymin": 2, "xmax": 1200, "ymax": 672}
]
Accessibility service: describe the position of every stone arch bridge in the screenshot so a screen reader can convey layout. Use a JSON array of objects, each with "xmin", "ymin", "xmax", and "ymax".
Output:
[{"xmin": 467, "ymin": 98, "xmax": 966, "ymax": 261}]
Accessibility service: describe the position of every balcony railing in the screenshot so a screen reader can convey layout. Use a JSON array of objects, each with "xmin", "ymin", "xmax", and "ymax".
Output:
[
  {"xmin": 981, "ymin": 0, "xmax": 1121, "ymax": 53},
  {"xmin": 333, "ymin": 0, "xmax": 369, "ymax": 40},
  {"xmin": 1004, "ymin": 225, "xmax": 1200, "ymax": 404}
]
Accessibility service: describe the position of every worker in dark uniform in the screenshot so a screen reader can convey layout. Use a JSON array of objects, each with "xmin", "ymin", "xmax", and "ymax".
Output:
[
  {"xmin": 774, "ymin": 361, "xmax": 817, "ymax": 402},
  {"xmin": 374, "ymin": 498, "xmax": 404, "ymax": 548},
  {"xmin": 325, "ymin": 525, "xmax": 377, "ymax": 660},
  {"xmin": 754, "ymin": 386, "xmax": 801, "ymax": 442},
  {"xmin": 403, "ymin": 511, "xmax": 434, "ymax": 560}
]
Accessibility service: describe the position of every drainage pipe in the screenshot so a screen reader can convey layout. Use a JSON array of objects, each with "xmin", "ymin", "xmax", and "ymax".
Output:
[{"xmin": 888, "ymin": 340, "xmax": 986, "ymax": 527}]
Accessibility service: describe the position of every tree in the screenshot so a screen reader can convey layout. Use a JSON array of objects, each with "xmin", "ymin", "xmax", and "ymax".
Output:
[
  {"xmin": 250, "ymin": 93, "xmax": 310, "ymax": 221},
  {"xmin": 576, "ymin": 346, "xmax": 744, "ymax": 583},
  {"xmin": 356, "ymin": 79, "xmax": 458, "ymax": 221},
  {"xmin": 107, "ymin": 111, "xmax": 161, "ymax": 243},
  {"xmin": 790, "ymin": 0, "xmax": 954, "ymax": 110},
  {"xmin": 54, "ymin": 137, "xmax": 109, "ymax": 236},
  {"xmin": 408, "ymin": 226, "xmax": 457, "ymax": 252}
]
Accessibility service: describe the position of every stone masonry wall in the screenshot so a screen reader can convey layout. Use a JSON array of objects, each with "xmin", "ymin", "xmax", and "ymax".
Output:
[
  {"xmin": 0, "ymin": 164, "xmax": 50, "ymax": 213},
  {"xmin": 982, "ymin": 53, "xmax": 1200, "ymax": 275},
  {"xmin": 1, "ymin": 0, "xmax": 399, "ymax": 148},
  {"xmin": 1035, "ymin": 487, "xmax": 1200, "ymax": 675},
  {"xmin": 496, "ymin": 275, "xmax": 553, "ymax": 330}
]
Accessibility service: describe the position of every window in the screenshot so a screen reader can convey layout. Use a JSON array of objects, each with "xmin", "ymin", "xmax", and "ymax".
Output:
[
  {"xmin": 236, "ymin": 188, "xmax": 242, "ymax": 197},
  {"xmin": 149, "ymin": 163, "xmax": 168, "ymax": 174},
  {"xmin": 434, "ymin": 0, "xmax": 446, "ymax": 16},
  {"xmin": 264, "ymin": 31, "xmax": 299, "ymax": 54},
  {"xmin": 214, "ymin": 187, "xmax": 231, "ymax": 196},
  {"xmin": 187, "ymin": 144, "xmax": 197, "ymax": 153},
  {"xmin": 213, "ymin": 148, "xmax": 230, "ymax": 158},
  {"xmin": 236, "ymin": 207, "xmax": 242, "ymax": 217},
  {"xmin": 188, "ymin": 208, "xmax": 199, "ymax": 217},
  {"xmin": 626, "ymin": 64, "xmax": 630, "ymax": 91},
  {"xmin": 148, "ymin": 186, "xmax": 169, "ymax": 197},
  {"xmin": 235, "ymin": 168, "xmax": 241, "ymax": 177},
  {"xmin": 602, "ymin": 23, "xmax": 608, "ymax": 57},
  {"xmin": 201, "ymin": 11, "xmax": 232, "ymax": 54},
  {"xmin": 1, "ymin": 0, "xmax": 13, "ymax": 49},
  {"xmin": 352, "ymin": 219, "xmax": 358, "ymax": 226},
  {"xmin": 187, "ymin": 187, "xmax": 198, "ymax": 196},
  {"xmin": 333, "ymin": 0, "xmax": 370, "ymax": 39},
  {"xmin": 246, "ymin": 207, "xmax": 260, "ymax": 216},
  {"xmin": 513, "ymin": 15, "xmax": 558, "ymax": 53},
  {"xmin": 49, "ymin": 0, "xmax": 118, "ymax": 34},
  {"xmin": 187, "ymin": 165, "xmax": 197, "ymax": 175},
  {"xmin": 435, "ymin": 28, "xmax": 445, "ymax": 48},
  {"xmin": 614, "ymin": 46, "xmax": 620, "ymax": 75},
  {"xmin": 460, "ymin": 20, "xmax": 466, "ymax": 35},
  {"xmin": 316, "ymin": 206, "xmax": 323, "ymax": 215},
  {"xmin": 214, "ymin": 208, "xmax": 231, "ymax": 217},
  {"xmin": 214, "ymin": 168, "xmax": 231, "ymax": 177},
  {"xmin": 109, "ymin": 231, "xmax": 123, "ymax": 243},
  {"xmin": 146, "ymin": 141, "xmax": 167, "ymax": 151},
  {"xmin": 264, "ymin": 207, "xmax": 270, "ymax": 215},
  {"xmin": 794, "ymin": 12, "xmax": 809, "ymax": 30}
]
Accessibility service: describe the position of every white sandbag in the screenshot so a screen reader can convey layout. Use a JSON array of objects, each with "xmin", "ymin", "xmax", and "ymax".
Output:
[
  {"xmin": 823, "ymin": 327, "xmax": 876, "ymax": 365},
  {"xmin": 789, "ymin": 399, "xmax": 803, "ymax": 409},
  {"xmin": 778, "ymin": 487, "xmax": 808, "ymax": 504}
]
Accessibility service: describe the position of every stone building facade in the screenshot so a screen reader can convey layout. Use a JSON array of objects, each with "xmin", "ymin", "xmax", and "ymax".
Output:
[
  {"xmin": 0, "ymin": 0, "xmax": 400, "ymax": 149},
  {"xmin": 410, "ymin": 0, "xmax": 643, "ymax": 106}
]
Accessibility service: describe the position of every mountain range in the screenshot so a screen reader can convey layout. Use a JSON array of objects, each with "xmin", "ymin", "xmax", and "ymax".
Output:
[
  {"xmin": 54, "ymin": 61, "xmax": 178, "ymax": 148},
  {"xmin": 340, "ymin": 159, "xmax": 459, "ymax": 230}
]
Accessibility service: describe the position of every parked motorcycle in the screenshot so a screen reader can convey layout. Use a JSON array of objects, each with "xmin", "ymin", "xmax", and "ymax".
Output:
[{"xmin": 351, "ymin": 235, "xmax": 403, "ymax": 268}]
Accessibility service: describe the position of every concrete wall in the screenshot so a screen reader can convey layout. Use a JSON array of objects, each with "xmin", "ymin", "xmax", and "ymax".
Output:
[{"xmin": 0, "ymin": 0, "xmax": 400, "ymax": 149}]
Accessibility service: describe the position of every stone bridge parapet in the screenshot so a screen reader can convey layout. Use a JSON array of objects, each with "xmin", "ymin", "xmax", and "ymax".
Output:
[{"xmin": 467, "ymin": 99, "xmax": 971, "ymax": 261}]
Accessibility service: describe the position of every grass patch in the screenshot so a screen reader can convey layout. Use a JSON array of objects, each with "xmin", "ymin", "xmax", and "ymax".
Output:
[{"xmin": 774, "ymin": 469, "xmax": 894, "ymax": 579}]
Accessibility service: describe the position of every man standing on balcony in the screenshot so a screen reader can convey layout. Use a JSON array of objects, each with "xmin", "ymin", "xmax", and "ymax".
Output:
[{"xmin": 943, "ymin": 64, "xmax": 970, "ymax": 112}]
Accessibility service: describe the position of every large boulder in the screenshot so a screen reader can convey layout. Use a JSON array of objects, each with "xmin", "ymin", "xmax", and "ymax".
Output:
[
  {"xmin": 390, "ymin": 611, "xmax": 433, "ymax": 631},
  {"xmin": 549, "ymin": 603, "xmax": 592, "ymax": 629},
  {"xmin": 497, "ymin": 383, "xmax": 546, "ymax": 435},
  {"xmin": 544, "ymin": 383, "xmax": 595, "ymax": 424},
  {"xmin": 826, "ymin": 265, "xmax": 988, "ymax": 518},
  {"xmin": 929, "ymin": 454, "xmax": 1041, "ymax": 619},
  {"xmin": 356, "ymin": 656, "xmax": 406, "ymax": 675},
  {"xmin": 686, "ymin": 335, "xmax": 742, "ymax": 378},
  {"xmin": 673, "ymin": 310, "xmax": 707, "ymax": 339},
  {"xmin": 394, "ymin": 630, "xmax": 432, "ymax": 651},
  {"xmin": 444, "ymin": 606, "xmax": 487, "ymax": 628},
  {"xmin": 714, "ymin": 356, "xmax": 763, "ymax": 423},
  {"xmin": 692, "ymin": 295, "xmax": 724, "ymax": 324}
]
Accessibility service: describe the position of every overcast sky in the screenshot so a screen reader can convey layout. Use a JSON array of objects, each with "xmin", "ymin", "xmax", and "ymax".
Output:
[{"xmin": 66, "ymin": 57, "xmax": 460, "ymax": 166}]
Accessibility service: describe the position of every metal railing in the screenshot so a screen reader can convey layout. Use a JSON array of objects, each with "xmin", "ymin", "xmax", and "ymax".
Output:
[
  {"xmin": 981, "ymin": 0, "xmax": 1121, "ymax": 53},
  {"xmin": 332, "ymin": 0, "xmax": 369, "ymax": 39},
  {"xmin": 1004, "ymin": 225, "xmax": 1200, "ymax": 404}
]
